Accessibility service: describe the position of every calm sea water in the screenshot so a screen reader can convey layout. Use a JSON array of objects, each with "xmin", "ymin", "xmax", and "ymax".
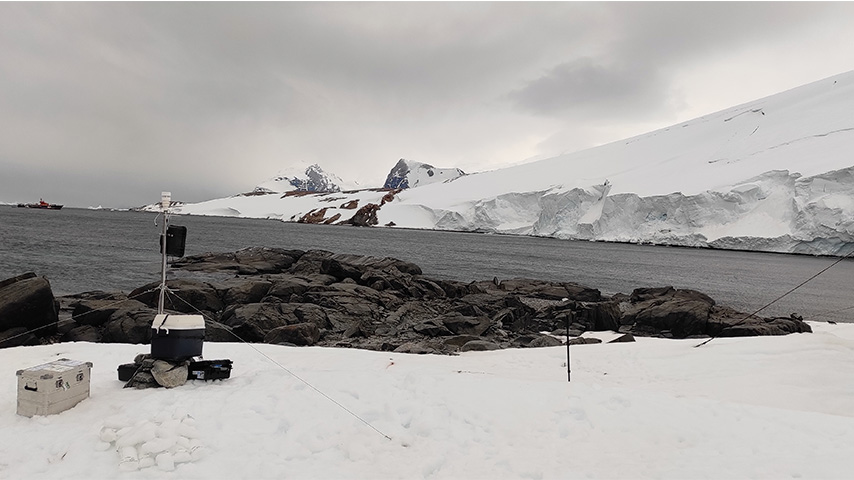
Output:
[{"xmin": 2, "ymin": 206, "xmax": 852, "ymax": 323}]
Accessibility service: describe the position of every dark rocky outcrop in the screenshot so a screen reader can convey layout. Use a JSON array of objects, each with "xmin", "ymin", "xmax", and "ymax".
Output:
[
  {"xmin": 264, "ymin": 322, "xmax": 321, "ymax": 346},
  {"xmin": 707, "ymin": 307, "xmax": 814, "ymax": 337},
  {"xmin": 0, "ymin": 327, "xmax": 39, "ymax": 348},
  {"xmin": 460, "ymin": 340, "xmax": 500, "ymax": 352},
  {"xmin": 72, "ymin": 295, "xmax": 148, "ymax": 327},
  {"xmin": 63, "ymin": 324, "xmax": 102, "ymax": 343},
  {"xmin": 220, "ymin": 302, "xmax": 332, "ymax": 342},
  {"xmin": 102, "ymin": 306, "xmax": 159, "ymax": 344},
  {"xmin": 0, "ymin": 273, "xmax": 58, "ymax": 336},
  {"xmin": 3, "ymin": 247, "xmax": 813, "ymax": 353},
  {"xmin": 219, "ymin": 279, "xmax": 273, "ymax": 305},
  {"xmin": 496, "ymin": 278, "xmax": 603, "ymax": 303},
  {"xmin": 619, "ymin": 287, "xmax": 716, "ymax": 338},
  {"xmin": 168, "ymin": 247, "xmax": 304, "ymax": 275},
  {"xmin": 617, "ymin": 287, "xmax": 813, "ymax": 339},
  {"xmin": 131, "ymin": 279, "xmax": 223, "ymax": 313}
]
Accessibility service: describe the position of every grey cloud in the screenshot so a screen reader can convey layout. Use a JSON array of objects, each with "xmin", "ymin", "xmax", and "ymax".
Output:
[
  {"xmin": 507, "ymin": 57, "xmax": 672, "ymax": 119},
  {"xmin": 1, "ymin": 2, "xmax": 852, "ymax": 208},
  {"xmin": 506, "ymin": 2, "xmax": 850, "ymax": 121}
]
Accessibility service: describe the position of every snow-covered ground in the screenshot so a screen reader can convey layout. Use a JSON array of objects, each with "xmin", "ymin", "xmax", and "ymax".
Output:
[
  {"xmin": 2, "ymin": 322, "xmax": 853, "ymax": 479},
  {"xmin": 173, "ymin": 70, "xmax": 854, "ymax": 256}
]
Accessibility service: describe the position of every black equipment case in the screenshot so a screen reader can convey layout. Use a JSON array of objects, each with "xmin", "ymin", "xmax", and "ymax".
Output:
[{"xmin": 118, "ymin": 359, "xmax": 232, "ymax": 382}]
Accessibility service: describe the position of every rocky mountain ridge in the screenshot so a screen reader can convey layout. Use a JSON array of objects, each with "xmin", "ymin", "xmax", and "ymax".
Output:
[
  {"xmin": 254, "ymin": 163, "xmax": 348, "ymax": 193},
  {"xmin": 383, "ymin": 158, "xmax": 466, "ymax": 189}
]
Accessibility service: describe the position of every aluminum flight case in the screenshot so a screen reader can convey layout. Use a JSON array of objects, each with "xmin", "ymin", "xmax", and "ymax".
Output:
[{"xmin": 17, "ymin": 358, "xmax": 92, "ymax": 417}]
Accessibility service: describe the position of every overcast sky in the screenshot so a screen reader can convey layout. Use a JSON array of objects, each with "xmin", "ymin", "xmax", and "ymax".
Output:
[{"xmin": 2, "ymin": 2, "xmax": 853, "ymax": 208}]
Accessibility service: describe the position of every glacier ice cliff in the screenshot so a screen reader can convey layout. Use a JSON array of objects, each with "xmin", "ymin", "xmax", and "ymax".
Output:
[{"xmin": 404, "ymin": 167, "xmax": 854, "ymax": 256}]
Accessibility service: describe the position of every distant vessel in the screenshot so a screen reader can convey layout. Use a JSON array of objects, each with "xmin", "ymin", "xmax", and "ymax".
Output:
[{"xmin": 17, "ymin": 199, "xmax": 63, "ymax": 210}]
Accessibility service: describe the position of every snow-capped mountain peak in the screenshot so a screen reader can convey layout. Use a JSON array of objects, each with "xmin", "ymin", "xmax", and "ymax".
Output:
[
  {"xmin": 383, "ymin": 159, "xmax": 465, "ymax": 189},
  {"xmin": 255, "ymin": 164, "xmax": 352, "ymax": 193}
]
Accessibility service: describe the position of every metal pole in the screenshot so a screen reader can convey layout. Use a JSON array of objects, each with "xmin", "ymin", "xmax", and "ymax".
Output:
[
  {"xmin": 157, "ymin": 192, "xmax": 171, "ymax": 314},
  {"xmin": 566, "ymin": 312, "xmax": 571, "ymax": 382}
]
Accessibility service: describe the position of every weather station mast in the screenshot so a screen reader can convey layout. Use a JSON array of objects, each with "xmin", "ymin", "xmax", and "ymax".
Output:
[
  {"xmin": 157, "ymin": 192, "xmax": 171, "ymax": 315},
  {"xmin": 150, "ymin": 191, "xmax": 203, "ymax": 360}
]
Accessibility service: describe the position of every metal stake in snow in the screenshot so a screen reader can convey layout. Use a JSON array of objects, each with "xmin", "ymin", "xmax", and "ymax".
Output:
[
  {"xmin": 564, "ymin": 297, "xmax": 571, "ymax": 382},
  {"xmin": 157, "ymin": 191, "xmax": 171, "ymax": 315}
]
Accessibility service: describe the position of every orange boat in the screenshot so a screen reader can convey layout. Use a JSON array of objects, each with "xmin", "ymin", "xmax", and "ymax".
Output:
[{"xmin": 17, "ymin": 198, "xmax": 63, "ymax": 210}]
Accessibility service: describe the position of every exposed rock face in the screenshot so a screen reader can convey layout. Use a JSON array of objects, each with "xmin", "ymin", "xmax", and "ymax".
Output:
[
  {"xmin": 264, "ymin": 322, "xmax": 321, "ymax": 346},
  {"xmin": 0, "ymin": 273, "xmax": 58, "ymax": 339},
  {"xmin": 0, "ymin": 327, "xmax": 39, "ymax": 348},
  {"xmin": 131, "ymin": 279, "xmax": 223, "ymax": 314},
  {"xmin": 617, "ymin": 287, "xmax": 812, "ymax": 339},
  {"xmin": 254, "ymin": 164, "xmax": 344, "ymax": 193},
  {"xmin": 102, "ymin": 306, "xmax": 158, "ymax": 344},
  {"xmin": 71, "ymin": 293, "xmax": 147, "ymax": 327},
  {"xmin": 383, "ymin": 158, "xmax": 466, "ymax": 189},
  {"xmin": 298, "ymin": 208, "xmax": 331, "ymax": 224},
  {"xmin": 620, "ymin": 287, "xmax": 716, "ymax": 338},
  {"xmin": 4, "ymin": 247, "xmax": 813, "ymax": 354},
  {"xmin": 344, "ymin": 203, "xmax": 381, "ymax": 227},
  {"xmin": 220, "ymin": 302, "xmax": 331, "ymax": 342},
  {"xmin": 707, "ymin": 308, "xmax": 814, "ymax": 337},
  {"xmin": 168, "ymin": 247, "xmax": 303, "ymax": 275}
]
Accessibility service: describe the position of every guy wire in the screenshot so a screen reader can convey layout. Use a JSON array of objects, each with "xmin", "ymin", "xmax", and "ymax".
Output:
[
  {"xmin": 695, "ymin": 249, "xmax": 854, "ymax": 348},
  {"xmin": 165, "ymin": 289, "xmax": 393, "ymax": 441},
  {"xmin": 1, "ymin": 286, "xmax": 160, "ymax": 345}
]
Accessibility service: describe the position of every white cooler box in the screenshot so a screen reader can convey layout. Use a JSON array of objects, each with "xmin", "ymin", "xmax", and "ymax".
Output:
[
  {"xmin": 17, "ymin": 358, "xmax": 93, "ymax": 417},
  {"xmin": 151, "ymin": 314, "xmax": 205, "ymax": 360}
]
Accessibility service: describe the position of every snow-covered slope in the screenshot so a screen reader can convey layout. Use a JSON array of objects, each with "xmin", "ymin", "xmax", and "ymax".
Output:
[
  {"xmin": 174, "ymin": 188, "xmax": 393, "ymax": 223},
  {"xmin": 254, "ymin": 164, "xmax": 355, "ymax": 193},
  {"xmin": 176, "ymin": 71, "xmax": 854, "ymax": 255},
  {"xmin": 1, "ymin": 323, "xmax": 853, "ymax": 478},
  {"xmin": 383, "ymin": 158, "xmax": 465, "ymax": 189}
]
